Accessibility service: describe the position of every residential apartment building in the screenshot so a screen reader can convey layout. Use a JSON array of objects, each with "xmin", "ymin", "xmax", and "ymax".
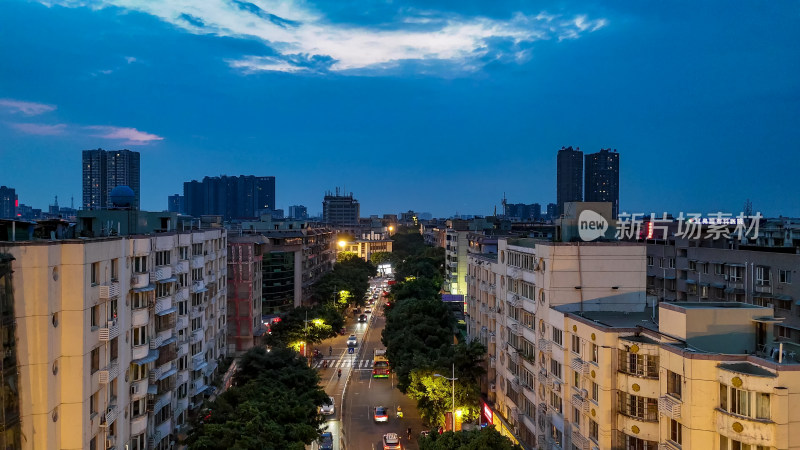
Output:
[
  {"xmin": 644, "ymin": 218, "xmax": 800, "ymax": 344},
  {"xmin": 183, "ymin": 175, "xmax": 276, "ymax": 220},
  {"xmin": 556, "ymin": 146, "xmax": 583, "ymax": 216},
  {"xmin": 3, "ymin": 209, "xmax": 227, "ymax": 450},
  {"xmin": 322, "ymin": 189, "xmax": 360, "ymax": 229},
  {"xmin": 82, "ymin": 149, "xmax": 141, "ymax": 210},
  {"xmin": 167, "ymin": 194, "xmax": 184, "ymax": 214},
  {"xmin": 469, "ymin": 231, "xmax": 800, "ymax": 450},
  {"xmin": 226, "ymin": 235, "xmax": 265, "ymax": 354},
  {"xmin": 237, "ymin": 216, "xmax": 335, "ymax": 313},
  {"xmin": 0, "ymin": 254, "xmax": 21, "ymax": 449},
  {"xmin": 288, "ymin": 205, "xmax": 308, "ymax": 220},
  {"xmin": 584, "ymin": 148, "xmax": 620, "ymax": 219}
]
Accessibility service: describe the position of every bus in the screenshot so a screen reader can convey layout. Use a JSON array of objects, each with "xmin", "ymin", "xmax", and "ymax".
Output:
[{"xmin": 373, "ymin": 349, "xmax": 390, "ymax": 378}]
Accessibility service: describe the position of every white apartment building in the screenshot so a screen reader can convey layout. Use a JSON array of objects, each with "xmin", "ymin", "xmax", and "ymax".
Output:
[
  {"xmin": 5, "ymin": 215, "xmax": 227, "ymax": 450},
  {"xmin": 468, "ymin": 236, "xmax": 800, "ymax": 450}
]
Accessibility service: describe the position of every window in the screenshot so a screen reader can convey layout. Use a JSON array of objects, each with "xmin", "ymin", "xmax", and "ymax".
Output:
[
  {"xmin": 155, "ymin": 250, "xmax": 171, "ymax": 266},
  {"xmin": 701, "ymin": 262, "xmax": 709, "ymax": 274},
  {"xmin": 550, "ymin": 359, "xmax": 562, "ymax": 379},
  {"xmin": 549, "ymin": 391, "xmax": 562, "ymax": 414},
  {"xmin": 156, "ymin": 283, "xmax": 171, "ymax": 298},
  {"xmin": 179, "ymin": 273, "xmax": 189, "ymax": 287},
  {"xmin": 719, "ymin": 383, "xmax": 770, "ymax": 419},
  {"xmin": 191, "ymin": 317, "xmax": 203, "ymax": 331},
  {"xmin": 131, "ymin": 434, "xmax": 146, "ymax": 450},
  {"xmin": 618, "ymin": 393, "xmax": 658, "ymax": 421},
  {"xmin": 552, "ymin": 328, "xmax": 563, "ymax": 347},
  {"xmin": 131, "ymin": 292, "xmax": 148, "ymax": 310},
  {"xmin": 572, "ymin": 407, "xmax": 581, "ymax": 426},
  {"xmin": 619, "ymin": 352, "xmax": 659, "ymax": 378},
  {"xmin": 91, "ymin": 262, "xmax": 99, "ymax": 285},
  {"xmin": 179, "ymin": 247, "xmax": 189, "ymax": 260},
  {"xmin": 700, "ymin": 284, "xmax": 709, "ymax": 299},
  {"xmin": 133, "ymin": 256, "xmax": 147, "ymax": 273},
  {"xmin": 90, "ymin": 391, "xmax": 98, "ymax": 415},
  {"xmin": 729, "ymin": 265, "xmax": 743, "ymax": 282},
  {"xmin": 573, "ymin": 370, "xmax": 580, "ymax": 388},
  {"xmin": 670, "ymin": 419, "xmax": 682, "ymax": 444},
  {"xmin": 666, "ymin": 370, "xmax": 681, "ymax": 399},
  {"xmin": 778, "ymin": 326, "xmax": 791, "ymax": 339},
  {"xmin": 589, "ymin": 419, "xmax": 599, "ymax": 441},
  {"xmin": 91, "ymin": 348, "xmax": 100, "ymax": 373},
  {"xmin": 756, "ymin": 266, "xmax": 771, "ymax": 286},
  {"xmin": 646, "ymin": 256, "xmax": 653, "ymax": 267},
  {"xmin": 719, "ymin": 436, "xmax": 770, "ymax": 450},
  {"xmin": 571, "ymin": 334, "xmax": 581, "ymax": 355},
  {"xmin": 192, "ymin": 268, "xmax": 203, "ymax": 282},
  {"xmin": 592, "ymin": 381, "xmax": 599, "ymax": 402},
  {"xmin": 90, "ymin": 305, "xmax": 99, "ymax": 328},
  {"xmin": 715, "ymin": 263, "xmax": 725, "ymax": 275},
  {"xmin": 668, "ymin": 258, "xmax": 675, "ymax": 269},
  {"xmin": 192, "ymin": 243, "xmax": 203, "ymax": 255},
  {"xmin": 780, "ymin": 269, "xmax": 792, "ymax": 284},
  {"xmin": 131, "ymin": 398, "xmax": 147, "ymax": 418},
  {"xmin": 591, "ymin": 344, "xmax": 599, "ymax": 363},
  {"xmin": 688, "ymin": 260, "xmax": 696, "ymax": 271},
  {"xmin": 90, "ymin": 437, "xmax": 96, "ymax": 450},
  {"xmin": 178, "ymin": 300, "xmax": 188, "ymax": 316},
  {"xmin": 109, "ymin": 337, "xmax": 118, "ymax": 361},
  {"xmin": 130, "ymin": 363, "xmax": 148, "ymax": 381},
  {"xmin": 132, "ymin": 326, "xmax": 148, "ymax": 347},
  {"xmin": 659, "ymin": 258, "xmax": 664, "ymax": 268},
  {"xmin": 111, "ymin": 259, "xmax": 118, "ymax": 281}
]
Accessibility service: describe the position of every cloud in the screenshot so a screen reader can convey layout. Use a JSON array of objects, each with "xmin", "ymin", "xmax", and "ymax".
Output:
[
  {"xmin": 7, "ymin": 122, "xmax": 67, "ymax": 135},
  {"xmin": 40, "ymin": 1, "xmax": 608, "ymax": 74},
  {"xmin": 85, "ymin": 125, "xmax": 164, "ymax": 144},
  {"xmin": 125, "ymin": 56, "xmax": 138, "ymax": 64},
  {"xmin": 0, "ymin": 98, "xmax": 57, "ymax": 116}
]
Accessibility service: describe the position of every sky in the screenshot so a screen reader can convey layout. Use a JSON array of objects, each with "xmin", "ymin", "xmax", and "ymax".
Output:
[{"xmin": 1, "ymin": 0, "xmax": 798, "ymax": 218}]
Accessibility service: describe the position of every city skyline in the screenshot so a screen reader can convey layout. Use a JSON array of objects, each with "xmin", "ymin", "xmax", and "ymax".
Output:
[{"xmin": 1, "ymin": 1, "xmax": 798, "ymax": 217}]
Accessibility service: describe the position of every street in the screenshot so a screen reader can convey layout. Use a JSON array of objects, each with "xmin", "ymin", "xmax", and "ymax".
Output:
[{"xmin": 315, "ymin": 278, "xmax": 425, "ymax": 450}]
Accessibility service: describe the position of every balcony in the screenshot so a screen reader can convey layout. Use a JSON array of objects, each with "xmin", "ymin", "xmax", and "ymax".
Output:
[
  {"xmin": 155, "ymin": 266, "xmax": 173, "ymax": 281},
  {"xmin": 154, "ymin": 296, "xmax": 174, "ymax": 315},
  {"xmin": 207, "ymin": 272, "xmax": 217, "ymax": 285},
  {"xmin": 131, "ymin": 272, "xmax": 150, "ymax": 289},
  {"xmin": 191, "ymin": 280, "xmax": 206, "ymax": 293},
  {"xmin": 571, "ymin": 393, "xmax": 590, "ymax": 413},
  {"xmin": 571, "ymin": 358, "xmax": 589, "ymax": 375},
  {"xmin": 190, "ymin": 329, "xmax": 203, "ymax": 344},
  {"xmin": 130, "ymin": 378, "xmax": 148, "ymax": 399},
  {"xmin": 99, "ymin": 282, "xmax": 120, "ymax": 300},
  {"xmin": 207, "ymin": 250, "xmax": 217, "ymax": 261},
  {"xmin": 507, "ymin": 293, "xmax": 520, "ymax": 308},
  {"xmin": 507, "ymin": 266, "xmax": 521, "ymax": 279},
  {"xmin": 191, "ymin": 255, "xmax": 204, "ymax": 269},
  {"xmin": 190, "ymin": 305, "xmax": 204, "ymax": 319},
  {"xmin": 130, "ymin": 413, "xmax": 148, "ymax": 436},
  {"xmin": 149, "ymin": 335, "xmax": 164, "ymax": 350},
  {"xmin": 99, "ymin": 319, "xmax": 120, "ymax": 341},
  {"xmin": 175, "ymin": 260, "xmax": 189, "ymax": 274},
  {"xmin": 658, "ymin": 395, "xmax": 682, "ymax": 419},
  {"xmin": 154, "ymin": 391, "xmax": 172, "ymax": 412},
  {"xmin": 132, "ymin": 238, "xmax": 150, "ymax": 256},
  {"xmin": 98, "ymin": 362, "xmax": 119, "ymax": 384},
  {"xmin": 99, "ymin": 404, "xmax": 118, "ymax": 428},
  {"xmin": 191, "ymin": 377, "xmax": 208, "ymax": 396},
  {"xmin": 175, "ymin": 287, "xmax": 189, "ymax": 303},
  {"xmin": 131, "ymin": 308, "xmax": 150, "ymax": 327},
  {"xmin": 715, "ymin": 409, "xmax": 776, "ymax": 448},
  {"xmin": 176, "ymin": 316, "xmax": 189, "ymax": 330}
]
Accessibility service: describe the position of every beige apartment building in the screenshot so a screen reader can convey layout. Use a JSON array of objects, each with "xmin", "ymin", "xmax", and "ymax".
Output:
[
  {"xmin": 467, "ymin": 235, "xmax": 800, "ymax": 450},
  {"xmin": 2, "ymin": 210, "xmax": 227, "ymax": 450}
]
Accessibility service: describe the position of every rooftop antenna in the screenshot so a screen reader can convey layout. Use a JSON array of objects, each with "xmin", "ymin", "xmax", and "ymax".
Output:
[
  {"xmin": 501, "ymin": 193, "xmax": 507, "ymax": 217},
  {"xmin": 71, "ymin": 196, "xmax": 74, "ymax": 209}
]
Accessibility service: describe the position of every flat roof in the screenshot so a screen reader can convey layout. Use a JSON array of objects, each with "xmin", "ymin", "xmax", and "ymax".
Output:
[
  {"xmin": 664, "ymin": 301, "xmax": 764, "ymax": 310},
  {"xmin": 565, "ymin": 308, "xmax": 657, "ymax": 330}
]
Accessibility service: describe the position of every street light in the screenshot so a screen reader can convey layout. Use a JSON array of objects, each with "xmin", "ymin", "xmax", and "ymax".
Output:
[
  {"xmin": 338, "ymin": 240, "xmax": 346, "ymax": 248},
  {"xmin": 434, "ymin": 363, "xmax": 458, "ymax": 432}
]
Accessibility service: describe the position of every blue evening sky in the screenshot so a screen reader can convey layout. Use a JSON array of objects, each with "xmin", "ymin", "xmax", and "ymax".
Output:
[{"xmin": 1, "ymin": 0, "xmax": 798, "ymax": 217}]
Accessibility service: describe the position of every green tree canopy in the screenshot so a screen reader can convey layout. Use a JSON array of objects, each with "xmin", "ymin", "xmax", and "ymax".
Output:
[
  {"xmin": 186, "ymin": 347, "xmax": 328, "ymax": 450},
  {"xmin": 420, "ymin": 426, "xmax": 523, "ymax": 450},
  {"xmin": 268, "ymin": 304, "xmax": 344, "ymax": 347}
]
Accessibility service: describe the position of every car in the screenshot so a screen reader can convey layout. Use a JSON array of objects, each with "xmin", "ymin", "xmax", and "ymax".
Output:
[
  {"xmin": 319, "ymin": 432, "xmax": 334, "ymax": 450},
  {"xmin": 320, "ymin": 396, "xmax": 335, "ymax": 415},
  {"xmin": 347, "ymin": 335, "xmax": 358, "ymax": 347},
  {"xmin": 358, "ymin": 314, "xmax": 367, "ymax": 323},
  {"xmin": 364, "ymin": 308, "xmax": 372, "ymax": 314},
  {"xmin": 383, "ymin": 432, "xmax": 402, "ymax": 450},
  {"xmin": 374, "ymin": 406, "xmax": 388, "ymax": 422}
]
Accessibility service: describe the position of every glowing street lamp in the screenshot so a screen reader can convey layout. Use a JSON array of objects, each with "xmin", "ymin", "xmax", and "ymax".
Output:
[{"xmin": 338, "ymin": 240, "xmax": 346, "ymax": 249}]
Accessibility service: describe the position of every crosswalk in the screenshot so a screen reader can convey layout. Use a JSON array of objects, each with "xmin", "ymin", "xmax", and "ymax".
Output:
[{"xmin": 313, "ymin": 358, "xmax": 374, "ymax": 369}]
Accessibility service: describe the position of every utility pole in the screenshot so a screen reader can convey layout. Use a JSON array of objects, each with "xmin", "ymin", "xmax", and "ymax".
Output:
[{"xmin": 435, "ymin": 363, "xmax": 458, "ymax": 432}]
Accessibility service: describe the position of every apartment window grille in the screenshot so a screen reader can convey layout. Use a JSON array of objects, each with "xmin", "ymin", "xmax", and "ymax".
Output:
[
  {"xmin": 618, "ymin": 351, "xmax": 659, "ymax": 378},
  {"xmin": 617, "ymin": 392, "xmax": 658, "ymax": 422}
]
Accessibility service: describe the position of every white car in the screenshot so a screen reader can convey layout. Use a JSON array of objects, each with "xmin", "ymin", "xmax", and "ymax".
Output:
[
  {"xmin": 320, "ymin": 396, "xmax": 335, "ymax": 415},
  {"xmin": 347, "ymin": 335, "xmax": 358, "ymax": 347}
]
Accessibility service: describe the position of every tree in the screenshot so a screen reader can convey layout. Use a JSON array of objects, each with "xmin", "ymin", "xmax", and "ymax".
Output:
[
  {"xmin": 370, "ymin": 251, "xmax": 398, "ymax": 266},
  {"xmin": 186, "ymin": 347, "xmax": 329, "ymax": 450},
  {"xmin": 419, "ymin": 426, "xmax": 523, "ymax": 450},
  {"xmin": 390, "ymin": 277, "xmax": 440, "ymax": 303},
  {"xmin": 268, "ymin": 304, "xmax": 343, "ymax": 347}
]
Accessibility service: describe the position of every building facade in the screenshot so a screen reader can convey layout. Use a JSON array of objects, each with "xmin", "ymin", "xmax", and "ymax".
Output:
[
  {"xmin": 226, "ymin": 236, "xmax": 264, "ymax": 354},
  {"xmin": 0, "ymin": 254, "xmax": 21, "ymax": 449},
  {"xmin": 4, "ymin": 210, "xmax": 227, "ymax": 450},
  {"xmin": 0, "ymin": 186, "xmax": 17, "ymax": 219},
  {"xmin": 82, "ymin": 149, "xmax": 141, "ymax": 210},
  {"xmin": 288, "ymin": 205, "xmax": 308, "ymax": 220},
  {"xmin": 585, "ymin": 148, "xmax": 620, "ymax": 219},
  {"xmin": 167, "ymin": 195, "xmax": 184, "ymax": 214},
  {"xmin": 556, "ymin": 146, "xmax": 583, "ymax": 216},
  {"xmin": 338, "ymin": 231, "xmax": 393, "ymax": 262},
  {"xmin": 183, "ymin": 175, "xmax": 276, "ymax": 221},
  {"xmin": 322, "ymin": 190, "xmax": 360, "ymax": 228}
]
